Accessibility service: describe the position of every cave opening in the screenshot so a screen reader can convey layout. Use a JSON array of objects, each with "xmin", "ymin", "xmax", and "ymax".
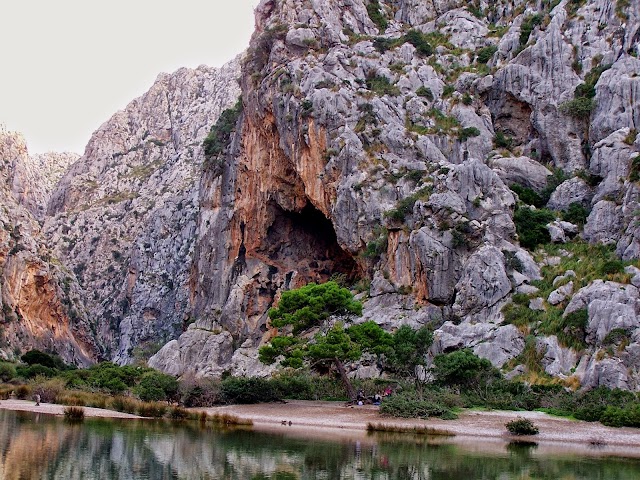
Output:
[{"xmin": 259, "ymin": 200, "xmax": 359, "ymax": 284}]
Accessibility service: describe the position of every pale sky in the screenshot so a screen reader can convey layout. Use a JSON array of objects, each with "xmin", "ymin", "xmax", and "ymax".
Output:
[{"xmin": 1, "ymin": 0, "xmax": 260, "ymax": 154}]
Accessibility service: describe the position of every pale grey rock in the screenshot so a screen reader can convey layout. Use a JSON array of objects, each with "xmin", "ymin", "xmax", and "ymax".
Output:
[
  {"xmin": 547, "ymin": 281, "xmax": 573, "ymax": 305},
  {"xmin": 10, "ymin": 151, "xmax": 79, "ymax": 221},
  {"xmin": 548, "ymin": 221, "xmax": 567, "ymax": 243},
  {"xmin": 473, "ymin": 324, "xmax": 525, "ymax": 368},
  {"xmin": 552, "ymin": 270, "xmax": 575, "ymax": 287},
  {"xmin": 505, "ymin": 364, "xmax": 526, "ymax": 380},
  {"xmin": 575, "ymin": 355, "xmax": 630, "ymax": 391},
  {"xmin": 435, "ymin": 9, "xmax": 488, "ymax": 50},
  {"xmin": 625, "ymin": 265, "xmax": 640, "ymax": 288},
  {"xmin": 285, "ymin": 28, "xmax": 316, "ymax": 48},
  {"xmin": 536, "ymin": 336, "xmax": 577, "ymax": 377},
  {"xmin": 590, "ymin": 57, "xmax": 640, "ymax": 145},
  {"xmin": 544, "ymin": 256, "xmax": 562, "ymax": 267},
  {"xmin": 529, "ymin": 297, "xmax": 545, "ymax": 311},
  {"xmin": 229, "ymin": 340, "xmax": 277, "ymax": 378},
  {"xmin": 583, "ymin": 200, "xmax": 624, "ymax": 246},
  {"xmin": 361, "ymin": 294, "xmax": 443, "ymax": 331},
  {"xmin": 547, "ymin": 177, "xmax": 593, "ymax": 211},
  {"xmin": 489, "ymin": 156, "xmax": 552, "ymax": 192},
  {"xmin": 149, "ymin": 328, "xmax": 235, "ymax": 378},
  {"xmin": 510, "ymin": 270, "xmax": 528, "ymax": 287},
  {"xmin": 565, "ymin": 281, "xmax": 640, "ymax": 345},
  {"xmin": 517, "ymin": 284, "xmax": 539, "ymax": 295},
  {"xmin": 452, "ymin": 246, "xmax": 511, "ymax": 317},
  {"xmin": 369, "ymin": 271, "xmax": 396, "ymax": 297},
  {"xmin": 514, "ymin": 248, "xmax": 542, "ymax": 281}
]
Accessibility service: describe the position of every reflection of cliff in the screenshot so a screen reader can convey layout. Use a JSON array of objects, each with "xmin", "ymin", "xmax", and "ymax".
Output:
[
  {"xmin": 0, "ymin": 411, "xmax": 639, "ymax": 478},
  {"xmin": 0, "ymin": 416, "xmax": 64, "ymax": 480}
]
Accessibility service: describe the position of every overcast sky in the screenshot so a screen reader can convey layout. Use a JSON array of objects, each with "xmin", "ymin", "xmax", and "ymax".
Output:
[{"xmin": 1, "ymin": 0, "xmax": 260, "ymax": 154}]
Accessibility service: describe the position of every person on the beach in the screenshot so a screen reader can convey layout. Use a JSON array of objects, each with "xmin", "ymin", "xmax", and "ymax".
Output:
[{"xmin": 35, "ymin": 394, "xmax": 40, "ymax": 406}]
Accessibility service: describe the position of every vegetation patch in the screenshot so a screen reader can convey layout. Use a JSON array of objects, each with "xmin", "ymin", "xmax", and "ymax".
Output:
[
  {"xmin": 513, "ymin": 206, "xmax": 555, "ymax": 249},
  {"xmin": 384, "ymin": 186, "xmax": 432, "ymax": 222},
  {"xmin": 476, "ymin": 45, "xmax": 498, "ymax": 64},
  {"xmin": 366, "ymin": 1, "xmax": 388, "ymax": 33},
  {"xmin": 365, "ymin": 75, "xmax": 400, "ymax": 96},
  {"xmin": 367, "ymin": 422, "xmax": 455, "ymax": 436},
  {"xmin": 506, "ymin": 417, "xmax": 539, "ymax": 435},
  {"xmin": 519, "ymin": 14, "xmax": 543, "ymax": 47},
  {"xmin": 203, "ymin": 98, "xmax": 243, "ymax": 164}
]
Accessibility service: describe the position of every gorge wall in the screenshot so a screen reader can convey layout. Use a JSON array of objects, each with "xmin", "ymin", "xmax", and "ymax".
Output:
[
  {"xmin": 2, "ymin": 0, "xmax": 640, "ymax": 391},
  {"xmin": 0, "ymin": 130, "xmax": 95, "ymax": 365},
  {"xmin": 150, "ymin": 0, "xmax": 640, "ymax": 390}
]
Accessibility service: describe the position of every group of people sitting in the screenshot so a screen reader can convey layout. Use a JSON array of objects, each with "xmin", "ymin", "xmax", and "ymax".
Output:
[{"xmin": 355, "ymin": 386, "xmax": 393, "ymax": 406}]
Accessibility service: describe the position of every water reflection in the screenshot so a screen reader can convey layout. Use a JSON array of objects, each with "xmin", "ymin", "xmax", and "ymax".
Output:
[{"xmin": 1, "ymin": 410, "xmax": 639, "ymax": 479}]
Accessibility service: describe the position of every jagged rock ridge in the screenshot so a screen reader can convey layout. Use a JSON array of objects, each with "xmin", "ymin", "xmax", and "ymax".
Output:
[{"xmin": 43, "ymin": 60, "xmax": 243, "ymax": 363}]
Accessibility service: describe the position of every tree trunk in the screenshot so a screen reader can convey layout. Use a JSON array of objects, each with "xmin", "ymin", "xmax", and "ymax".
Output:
[{"xmin": 334, "ymin": 357, "xmax": 356, "ymax": 401}]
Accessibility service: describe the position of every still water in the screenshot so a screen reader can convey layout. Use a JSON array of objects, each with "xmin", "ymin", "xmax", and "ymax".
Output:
[{"xmin": 1, "ymin": 409, "xmax": 640, "ymax": 479}]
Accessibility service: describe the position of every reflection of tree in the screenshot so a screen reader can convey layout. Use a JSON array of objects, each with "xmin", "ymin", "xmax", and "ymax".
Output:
[{"xmin": 1, "ymin": 411, "xmax": 640, "ymax": 479}]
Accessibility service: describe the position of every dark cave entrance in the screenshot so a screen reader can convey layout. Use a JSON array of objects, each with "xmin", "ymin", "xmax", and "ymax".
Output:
[{"xmin": 259, "ymin": 201, "xmax": 359, "ymax": 284}]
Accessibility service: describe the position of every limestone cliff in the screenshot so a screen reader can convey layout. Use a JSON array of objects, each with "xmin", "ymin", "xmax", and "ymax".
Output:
[
  {"xmin": 151, "ymin": 0, "xmax": 640, "ymax": 391},
  {"xmin": 0, "ymin": 130, "xmax": 96, "ymax": 365},
  {"xmin": 43, "ymin": 60, "xmax": 242, "ymax": 363}
]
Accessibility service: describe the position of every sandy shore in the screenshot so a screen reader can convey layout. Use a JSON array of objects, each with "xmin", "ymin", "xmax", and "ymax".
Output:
[
  {"xmin": 3, "ymin": 398, "xmax": 640, "ymax": 456},
  {"xmin": 0, "ymin": 399, "xmax": 141, "ymax": 419},
  {"xmin": 204, "ymin": 400, "xmax": 640, "ymax": 457}
]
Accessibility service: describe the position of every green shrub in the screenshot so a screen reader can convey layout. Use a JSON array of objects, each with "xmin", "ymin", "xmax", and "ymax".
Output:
[
  {"xmin": 513, "ymin": 206, "xmax": 555, "ymax": 249},
  {"xmin": 380, "ymin": 391, "xmax": 456, "ymax": 419},
  {"xmin": 630, "ymin": 156, "xmax": 640, "ymax": 182},
  {"xmin": 432, "ymin": 349, "xmax": 499, "ymax": 388},
  {"xmin": 505, "ymin": 417, "xmax": 539, "ymax": 435},
  {"xmin": 268, "ymin": 281, "xmax": 362, "ymax": 333},
  {"xmin": 21, "ymin": 350, "xmax": 62, "ymax": 369},
  {"xmin": 601, "ymin": 259, "xmax": 624, "ymax": 275},
  {"xmin": 561, "ymin": 202, "xmax": 589, "ymax": 226},
  {"xmin": 442, "ymin": 84, "xmax": 455, "ymax": 97},
  {"xmin": 203, "ymin": 99, "xmax": 243, "ymax": 158},
  {"xmin": 136, "ymin": 371, "xmax": 179, "ymax": 402},
  {"xmin": 366, "ymin": 1, "xmax": 388, "ymax": 32},
  {"xmin": 510, "ymin": 184, "xmax": 543, "ymax": 207},
  {"xmin": 602, "ymin": 403, "xmax": 640, "ymax": 427},
  {"xmin": 519, "ymin": 14, "xmax": 543, "ymax": 47},
  {"xmin": 0, "ymin": 362, "xmax": 17, "ymax": 382},
  {"xmin": 416, "ymin": 86, "xmax": 434, "ymax": 100},
  {"xmin": 17, "ymin": 364, "xmax": 56, "ymax": 379},
  {"xmin": 366, "ymin": 75, "xmax": 400, "ymax": 96},
  {"xmin": 220, "ymin": 377, "xmax": 282, "ymax": 404},
  {"xmin": 385, "ymin": 326, "xmax": 434, "ymax": 378},
  {"xmin": 559, "ymin": 97, "xmax": 594, "ymax": 119},
  {"xmin": 493, "ymin": 131, "xmax": 513, "ymax": 149},
  {"xmin": 137, "ymin": 401, "xmax": 168, "ymax": 418},
  {"xmin": 457, "ymin": 127, "xmax": 480, "ymax": 141},
  {"xmin": 476, "ymin": 45, "xmax": 498, "ymax": 64},
  {"xmin": 558, "ymin": 308, "xmax": 588, "ymax": 349},
  {"xmin": 404, "ymin": 29, "xmax": 433, "ymax": 57}
]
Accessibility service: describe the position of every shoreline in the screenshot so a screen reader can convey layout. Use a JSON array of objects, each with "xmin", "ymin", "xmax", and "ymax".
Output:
[
  {"xmin": 3, "ymin": 398, "xmax": 640, "ymax": 457},
  {"xmin": 204, "ymin": 400, "xmax": 640, "ymax": 457}
]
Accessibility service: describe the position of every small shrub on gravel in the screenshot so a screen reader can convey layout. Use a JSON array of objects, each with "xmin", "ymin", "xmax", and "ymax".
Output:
[
  {"xmin": 380, "ymin": 391, "xmax": 457, "ymax": 419},
  {"xmin": 506, "ymin": 417, "xmax": 539, "ymax": 435}
]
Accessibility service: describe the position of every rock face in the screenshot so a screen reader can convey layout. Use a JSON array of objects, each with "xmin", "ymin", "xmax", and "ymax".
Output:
[
  {"xmin": 0, "ymin": 130, "xmax": 96, "ymax": 365},
  {"xmin": 147, "ymin": 0, "xmax": 640, "ymax": 390},
  {"xmin": 44, "ymin": 61, "xmax": 242, "ymax": 362}
]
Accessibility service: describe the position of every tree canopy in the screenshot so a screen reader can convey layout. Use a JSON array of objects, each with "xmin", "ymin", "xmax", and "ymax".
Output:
[{"xmin": 268, "ymin": 281, "xmax": 362, "ymax": 333}]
